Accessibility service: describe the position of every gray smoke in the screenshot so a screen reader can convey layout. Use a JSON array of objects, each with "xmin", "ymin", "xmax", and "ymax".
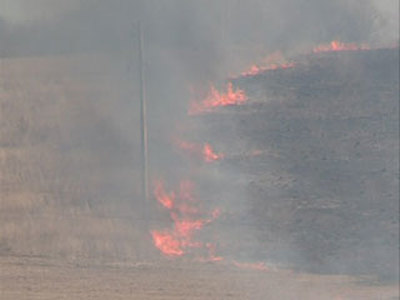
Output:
[{"xmin": 0, "ymin": 0, "xmax": 398, "ymax": 279}]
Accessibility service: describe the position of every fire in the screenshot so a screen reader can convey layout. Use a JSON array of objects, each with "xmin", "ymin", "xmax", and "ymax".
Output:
[
  {"xmin": 175, "ymin": 139, "xmax": 224, "ymax": 163},
  {"xmin": 230, "ymin": 51, "xmax": 295, "ymax": 78},
  {"xmin": 151, "ymin": 179, "xmax": 221, "ymax": 259},
  {"xmin": 151, "ymin": 231, "xmax": 183, "ymax": 257},
  {"xmin": 189, "ymin": 82, "xmax": 248, "ymax": 114},
  {"xmin": 202, "ymin": 143, "xmax": 224, "ymax": 162},
  {"xmin": 313, "ymin": 40, "xmax": 369, "ymax": 53},
  {"xmin": 239, "ymin": 62, "xmax": 295, "ymax": 78},
  {"xmin": 154, "ymin": 180, "xmax": 175, "ymax": 209}
]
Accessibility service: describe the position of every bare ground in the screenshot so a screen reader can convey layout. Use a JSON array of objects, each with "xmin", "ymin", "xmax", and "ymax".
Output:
[{"xmin": 0, "ymin": 255, "xmax": 398, "ymax": 300}]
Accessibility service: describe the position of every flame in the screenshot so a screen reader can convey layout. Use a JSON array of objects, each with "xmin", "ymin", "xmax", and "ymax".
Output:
[
  {"xmin": 313, "ymin": 40, "xmax": 369, "ymax": 53},
  {"xmin": 154, "ymin": 180, "xmax": 175, "ymax": 209},
  {"xmin": 239, "ymin": 62, "xmax": 295, "ymax": 78},
  {"xmin": 151, "ymin": 179, "xmax": 221, "ymax": 259},
  {"xmin": 175, "ymin": 139, "xmax": 224, "ymax": 163},
  {"xmin": 230, "ymin": 51, "xmax": 295, "ymax": 78},
  {"xmin": 189, "ymin": 82, "xmax": 248, "ymax": 115},
  {"xmin": 202, "ymin": 143, "xmax": 224, "ymax": 162},
  {"xmin": 173, "ymin": 218, "xmax": 205, "ymax": 237},
  {"xmin": 151, "ymin": 231, "xmax": 183, "ymax": 257}
]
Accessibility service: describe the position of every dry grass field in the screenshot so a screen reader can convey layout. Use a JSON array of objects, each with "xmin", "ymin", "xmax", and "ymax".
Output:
[{"xmin": 0, "ymin": 54, "xmax": 146, "ymax": 261}]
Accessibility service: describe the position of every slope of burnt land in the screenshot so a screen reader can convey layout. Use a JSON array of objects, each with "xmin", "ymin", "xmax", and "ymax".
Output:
[{"xmin": 198, "ymin": 48, "xmax": 399, "ymax": 279}]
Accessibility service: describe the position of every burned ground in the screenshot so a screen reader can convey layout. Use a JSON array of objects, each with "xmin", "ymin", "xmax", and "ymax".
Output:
[{"xmin": 190, "ymin": 48, "xmax": 399, "ymax": 279}]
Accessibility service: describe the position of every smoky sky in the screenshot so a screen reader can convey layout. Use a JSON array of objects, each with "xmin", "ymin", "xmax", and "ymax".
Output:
[{"xmin": 0, "ymin": 0, "xmax": 398, "ymax": 56}]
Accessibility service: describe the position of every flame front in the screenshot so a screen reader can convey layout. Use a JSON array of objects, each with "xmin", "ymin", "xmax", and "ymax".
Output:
[
  {"xmin": 151, "ymin": 179, "xmax": 221, "ymax": 259},
  {"xmin": 231, "ymin": 51, "xmax": 295, "ymax": 78},
  {"xmin": 239, "ymin": 62, "xmax": 295, "ymax": 78},
  {"xmin": 189, "ymin": 82, "xmax": 248, "ymax": 115},
  {"xmin": 313, "ymin": 40, "xmax": 369, "ymax": 53},
  {"xmin": 150, "ymin": 38, "xmax": 378, "ymax": 268}
]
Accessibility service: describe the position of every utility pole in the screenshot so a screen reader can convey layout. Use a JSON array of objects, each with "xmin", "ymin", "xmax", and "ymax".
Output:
[{"xmin": 138, "ymin": 22, "xmax": 149, "ymax": 211}]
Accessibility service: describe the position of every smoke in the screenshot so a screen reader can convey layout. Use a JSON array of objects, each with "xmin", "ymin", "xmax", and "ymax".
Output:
[
  {"xmin": 0, "ymin": 0, "xmax": 398, "ymax": 279},
  {"xmin": 1, "ymin": 1, "xmax": 397, "ymax": 90},
  {"xmin": 1, "ymin": 1, "xmax": 397, "ymax": 53},
  {"xmin": 370, "ymin": 0, "xmax": 399, "ymax": 43},
  {"xmin": 1, "ymin": 1, "xmax": 397, "ymax": 95}
]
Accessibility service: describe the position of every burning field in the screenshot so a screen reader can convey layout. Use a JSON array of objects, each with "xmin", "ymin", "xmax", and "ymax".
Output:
[
  {"xmin": 1, "ymin": 40, "xmax": 399, "ymax": 299},
  {"xmin": 0, "ymin": 1, "xmax": 399, "ymax": 298},
  {"xmin": 146, "ymin": 43, "xmax": 399, "ymax": 280},
  {"xmin": 0, "ymin": 39, "xmax": 398, "ymax": 299}
]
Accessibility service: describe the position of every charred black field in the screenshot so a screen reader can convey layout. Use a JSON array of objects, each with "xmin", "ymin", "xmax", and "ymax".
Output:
[
  {"xmin": 185, "ymin": 48, "xmax": 399, "ymax": 279},
  {"xmin": 188, "ymin": 49, "xmax": 399, "ymax": 278}
]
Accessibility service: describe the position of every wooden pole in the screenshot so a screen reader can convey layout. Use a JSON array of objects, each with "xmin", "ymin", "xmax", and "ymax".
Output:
[{"xmin": 138, "ymin": 22, "xmax": 149, "ymax": 209}]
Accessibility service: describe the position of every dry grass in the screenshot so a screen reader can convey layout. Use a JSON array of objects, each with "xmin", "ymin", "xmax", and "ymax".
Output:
[{"xmin": 0, "ymin": 54, "xmax": 144, "ymax": 261}]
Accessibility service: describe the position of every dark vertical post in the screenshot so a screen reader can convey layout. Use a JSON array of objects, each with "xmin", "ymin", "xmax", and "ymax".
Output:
[{"xmin": 138, "ymin": 22, "xmax": 149, "ymax": 210}]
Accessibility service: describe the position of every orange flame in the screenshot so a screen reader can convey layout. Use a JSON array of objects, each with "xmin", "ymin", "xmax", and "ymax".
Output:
[
  {"xmin": 173, "ymin": 218, "xmax": 205, "ymax": 237},
  {"xmin": 313, "ymin": 40, "xmax": 369, "ymax": 53},
  {"xmin": 202, "ymin": 143, "xmax": 224, "ymax": 162},
  {"xmin": 230, "ymin": 51, "xmax": 295, "ymax": 78},
  {"xmin": 175, "ymin": 139, "xmax": 224, "ymax": 163},
  {"xmin": 239, "ymin": 62, "xmax": 295, "ymax": 78},
  {"xmin": 151, "ymin": 231, "xmax": 184, "ymax": 257},
  {"xmin": 151, "ymin": 179, "xmax": 221, "ymax": 259},
  {"xmin": 154, "ymin": 180, "xmax": 175, "ymax": 209},
  {"xmin": 189, "ymin": 82, "xmax": 248, "ymax": 115}
]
